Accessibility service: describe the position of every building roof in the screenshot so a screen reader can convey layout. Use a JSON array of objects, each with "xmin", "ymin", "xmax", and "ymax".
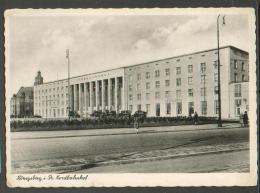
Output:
[
  {"xmin": 16, "ymin": 86, "xmax": 33, "ymax": 97},
  {"xmin": 38, "ymin": 45, "xmax": 248, "ymax": 86}
]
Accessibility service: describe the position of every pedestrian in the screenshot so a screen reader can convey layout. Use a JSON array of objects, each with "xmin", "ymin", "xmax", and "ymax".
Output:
[
  {"xmin": 134, "ymin": 116, "xmax": 139, "ymax": 134},
  {"xmin": 193, "ymin": 112, "xmax": 198, "ymax": 125},
  {"xmin": 243, "ymin": 111, "xmax": 249, "ymax": 127},
  {"xmin": 239, "ymin": 113, "xmax": 244, "ymax": 127}
]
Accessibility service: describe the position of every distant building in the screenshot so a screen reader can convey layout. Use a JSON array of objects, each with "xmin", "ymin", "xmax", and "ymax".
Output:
[
  {"xmin": 34, "ymin": 46, "xmax": 249, "ymax": 119},
  {"xmin": 34, "ymin": 71, "xmax": 44, "ymax": 86},
  {"xmin": 10, "ymin": 87, "xmax": 34, "ymax": 118}
]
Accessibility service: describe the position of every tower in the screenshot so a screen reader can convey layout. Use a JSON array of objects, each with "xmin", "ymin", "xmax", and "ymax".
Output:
[{"xmin": 34, "ymin": 71, "xmax": 43, "ymax": 86}]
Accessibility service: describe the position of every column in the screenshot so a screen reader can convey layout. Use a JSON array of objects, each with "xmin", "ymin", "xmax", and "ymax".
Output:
[
  {"xmin": 101, "ymin": 79, "xmax": 105, "ymax": 111},
  {"xmin": 84, "ymin": 82, "xmax": 87, "ymax": 117},
  {"xmin": 79, "ymin": 83, "xmax": 82, "ymax": 116},
  {"xmin": 115, "ymin": 77, "xmax": 118, "ymax": 113},
  {"xmin": 90, "ymin": 82, "xmax": 93, "ymax": 113},
  {"xmin": 95, "ymin": 80, "xmax": 99, "ymax": 110},
  {"xmin": 121, "ymin": 76, "xmax": 125, "ymax": 111},
  {"xmin": 108, "ymin": 78, "xmax": 111, "ymax": 111},
  {"xmin": 73, "ymin": 85, "xmax": 77, "ymax": 112}
]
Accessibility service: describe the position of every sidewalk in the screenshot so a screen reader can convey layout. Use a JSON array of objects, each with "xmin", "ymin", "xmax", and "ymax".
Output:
[{"xmin": 12, "ymin": 123, "xmax": 243, "ymax": 140}]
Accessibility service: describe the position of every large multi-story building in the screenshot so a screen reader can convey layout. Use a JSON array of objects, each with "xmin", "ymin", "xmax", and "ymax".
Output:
[{"xmin": 34, "ymin": 45, "xmax": 249, "ymax": 119}]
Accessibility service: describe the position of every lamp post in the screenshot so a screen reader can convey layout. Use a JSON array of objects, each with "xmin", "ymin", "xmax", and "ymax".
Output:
[{"xmin": 217, "ymin": 14, "xmax": 225, "ymax": 127}]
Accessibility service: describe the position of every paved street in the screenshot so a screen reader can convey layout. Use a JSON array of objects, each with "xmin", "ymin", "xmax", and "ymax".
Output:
[{"xmin": 11, "ymin": 123, "xmax": 249, "ymax": 173}]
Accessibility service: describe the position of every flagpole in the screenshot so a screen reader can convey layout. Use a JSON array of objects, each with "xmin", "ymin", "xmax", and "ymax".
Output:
[
  {"xmin": 66, "ymin": 49, "xmax": 71, "ymax": 120},
  {"xmin": 217, "ymin": 14, "xmax": 222, "ymax": 127}
]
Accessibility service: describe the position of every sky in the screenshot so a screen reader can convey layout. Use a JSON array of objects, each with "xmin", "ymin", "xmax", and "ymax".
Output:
[{"xmin": 7, "ymin": 13, "xmax": 249, "ymax": 97}]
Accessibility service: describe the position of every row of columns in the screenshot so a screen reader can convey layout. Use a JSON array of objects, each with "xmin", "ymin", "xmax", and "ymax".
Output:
[{"xmin": 69, "ymin": 77, "xmax": 124, "ymax": 117}]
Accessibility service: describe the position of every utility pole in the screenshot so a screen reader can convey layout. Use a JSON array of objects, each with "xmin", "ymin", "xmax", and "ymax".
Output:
[
  {"xmin": 66, "ymin": 49, "xmax": 71, "ymax": 120},
  {"xmin": 217, "ymin": 14, "xmax": 225, "ymax": 127}
]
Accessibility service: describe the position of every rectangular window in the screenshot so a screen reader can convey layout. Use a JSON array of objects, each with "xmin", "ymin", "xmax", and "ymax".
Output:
[
  {"xmin": 137, "ymin": 83, "xmax": 141, "ymax": 90},
  {"xmin": 188, "ymin": 89, "xmax": 193, "ymax": 97},
  {"xmin": 235, "ymin": 99, "xmax": 242, "ymax": 115},
  {"xmin": 155, "ymin": 70, "xmax": 160, "ymax": 78},
  {"xmin": 146, "ymin": 82, "xmax": 150, "ymax": 89},
  {"xmin": 188, "ymin": 102, "xmax": 194, "ymax": 115},
  {"xmin": 129, "ymin": 94, "xmax": 133, "ymax": 101},
  {"xmin": 176, "ymin": 78, "xmax": 181, "ymax": 86},
  {"xmin": 155, "ymin": 91, "xmax": 160, "ymax": 99},
  {"xmin": 242, "ymin": 75, "xmax": 246, "ymax": 81},
  {"xmin": 201, "ymin": 101, "xmax": 207, "ymax": 115},
  {"xmin": 165, "ymin": 68, "xmax": 170, "ymax": 76},
  {"xmin": 165, "ymin": 80, "xmax": 170, "ymax": 87},
  {"xmin": 214, "ymin": 73, "xmax": 218, "ymax": 82},
  {"xmin": 146, "ymin": 104, "xmax": 150, "ymax": 113},
  {"xmin": 201, "ymin": 75, "xmax": 206, "ymax": 84},
  {"xmin": 146, "ymin": 72, "xmax": 150, "ymax": 79},
  {"xmin": 188, "ymin": 65, "xmax": 193, "ymax": 73},
  {"xmin": 200, "ymin": 62, "xmax": 206, "ymax": 73},
  {"xmin": 242, "ymin": 62, "xmax": 245, "ymax": 71},
  {"xmin": 214, "ymin": 100, "xmax": 219, "ymax": 114},
  {"xmin": 137, "ymin": 104, "xmax": 141, "ymax": 111},
  {"xmin": 234, "ymin": 60, "xmax": 238, "ymax": 69},
  {"xmin": 177, "ymin": 102, "xmax": 182, "ymax": 115},
  {"xmin": 137, "ymin": 73, "xmax": 141, "ymax": 81},
  {"xmin": 146, "ymin": 93, "xmax": 150, "ymax": 100},
  {"xmin": 200, "ymin": 87, "xmax": 206, "ymax": 96},
  {"xmin": 188, "ymin": 77, "xmax": 193, "ymax": 85},
  {"xmin": 176, "ymin": 67, "xmax": 181, "ymax": 74},
  {"xmin": 129, "ymin": 84, "xmax": 132, "ymax": 91},
  {"xmin": 137, "ymin": 93, "xmax": 141, "ymax": 100},
  {"xmin": 234, "ymin": 73, "xmax": 238, "ymax": 82},
  {"xmin": 214, "ymin": 86, "xmax": 218, "ymax": 95},
  {"xmin": 214, "ymin": 60, "xmax": 218, "ymax": 69},
  {"xmin": 129, "ymin": 105, "xmax": 133, "ymax": 111},
  {"xmin": 176, "ymin": 90, "xmax": 181, "ymax": 99},
  {"xmin": 234, "ymin": 84, "xmax": 241, "ymax": 97},
  {"xmin": 155, "ymin": 81, "xmax": 160, "ymax": 88},
  {"xmin": 129, "ymin": 75, "xmax": 133, "ymax": 82},
  {"xmin": 166, "ymin": 103, "xmax": 171, "ymax": 115},
  {"xmin": 165, "ymin": 91, "xmax": 170, "ymax": 99}
]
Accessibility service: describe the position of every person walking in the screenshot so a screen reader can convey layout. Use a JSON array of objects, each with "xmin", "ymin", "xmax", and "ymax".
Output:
[
  {"xmin": 243, "ymin": 111, "xmax": 249, "ymax": 127},
  {"xmin": 239, "ymin": 113, "xmax": 244, "ymax": 127},
  {"xmin": 193, "ymin": 112, "xmax": 198, "ymax": 125},
  {"xmin": 134, "ymin": 116, "xmax": 139, "ymax": 134}
]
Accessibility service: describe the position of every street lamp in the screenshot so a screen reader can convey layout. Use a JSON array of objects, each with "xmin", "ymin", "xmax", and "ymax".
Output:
[{"xmin": 217, "ymin": 14, "xmax": 225, "ymax": 127}]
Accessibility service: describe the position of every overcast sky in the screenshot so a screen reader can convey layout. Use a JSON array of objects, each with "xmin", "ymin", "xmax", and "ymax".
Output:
[{"xmin": 7, "ymin": 13, "xmax": 249, "ymax": 97}]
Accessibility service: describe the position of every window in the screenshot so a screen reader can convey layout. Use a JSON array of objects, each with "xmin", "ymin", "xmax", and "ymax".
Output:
[
  {"xmin": 200, "ymin": 63, "xmax": 206, "ymax": 73},
  {"xmin": 201, "ymin": 75, "xmax": 206, "ymax": 84},
  {"xmin": 188, "ymin": 102, "xmax": 194, "ymax": 115},
  {"xmin": 137, "ymin": 73, "xmax": 141, "ymax": 81},
  {"xmin": 177, "ymin": 102, "xmax": 182, "ymax": 115},
  {"xmin": 242, "ymin": 62, "xmax": 245, "ymax": 71},
  {"xmin": 165, "ymin": 91, "xmax": 170, "ymax": 99},
  {"xmin": 200, "ymin": 87, "xmax": 206, "ymax": 96},
  {"xmin": 137, "ymin": 104, "xmax": 141, "ymax": 111},
  {"xmin": 234, "ymin": 60, "xmax": 238, "ymax": 69},
  {"xmin": 214, "ymin": 73, "xmax": 218, "ymax": 82},
  {"xmin": 165, "ymin": 68, "xmax": 170, "ymax": 76},
  {"xmin": 234, "ymin": 73, "xmax": 238, "ymax": 82},
  {"xmin": 176, "ymin": 90, "xmax": 181, "ymax": 99},
  {"xmin": 146, "ymin": 93, "xmax": 150, "ymax": 100},
  {"xmin": 242, "ymin": 75, "xmax": 246, "ymax": 81},
  {"xmin": 188, "ymin": 77, "xmax": 193, "ymax": 85},
  {"xmin": 129, "ymin": 94, "xmax": 133, "ymax": 101},
  {"xmin": 165, "ymin": 80, "xmax": 170, "ymax": 87},
  {"xmin": 214, "ymin": 86, "xmax": 218, "ymax": 95},
  {"xmin": 166, "ymin": 103, "xmax": 171, "ymax": 115},
  {"xmin": 137, "ymin": 93, "xmax": 141, "ymax": 100},
  {"xmin": 188, "ymin": 65, "xmax": 193, "ymax": 73},
  {"xmin": 214, "ymin": 60, "xmax": 218, "ymax": 69},
  {"xmin": 129, "ymin": 85, "xmax": 132, "ymax": 91},
  {"xmin": 129, "ymin": 105, "xmax": 133, "ymax": 111},
  {"xmin": 234, "ymin": 84, "xmax": 241, "ymax": 97},
  {"xmin": 188, "ymin": 89, "xmax": 193, "ymax": 97},
  {"xmin": 155, "ymin": 92, "xmax": 160, "ymax": 99},
  {"xmin": 155, "ymin": 81, "xmax": 160, "ymax": 88},
  {"xmin": 155, "ymin": 70, "xmax": 160, "ymax": 78},
  {"xmin": 176, "ymin": 67, "xmax": 181, "ymax": 74},
  {"xmin": 235, "ymin": 99, "xmax": 242, "ymax": 115},
  {"xmin": 176, "ymin": 78, "xmax": 181, "ymax": 86},
  {"xmin": 129, "ymin": 75, "xmax": 133, "ymax": 82},
  {"xmin": 146, "ymin": 72, "xmax": 150, "ymax": 79},
  {"xmin": 201, "ymin": 101, "xmax": 207, "ymax": 115},
  {"xmin": 214, "ymin": 100, "xmax": 219, "ymax": 114},
  {"xmin": 137, "ymin": 83, "xmax": 141, "ymax": 90},
  {"xmin": 145, "ymin": 82, "xmax": 150, "ymax": 89},
  {"xmin": 146, "ymin": 104, "xmax": 150, "ymax": 113}
]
